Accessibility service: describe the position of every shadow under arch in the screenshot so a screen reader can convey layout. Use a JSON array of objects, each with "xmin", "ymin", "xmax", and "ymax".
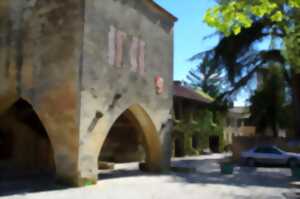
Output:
[
  {"xmin": 98, "ymin": 104, "xmax": 163, "ymax": 172},
  {"xmin": 0, "ymin": 98, "xmax": 56, "ymax": 177}
]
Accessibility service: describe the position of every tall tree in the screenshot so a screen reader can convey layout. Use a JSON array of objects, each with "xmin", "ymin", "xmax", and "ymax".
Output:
[
  {"xmin": 284, "ymin": 25, "xmax": 300, "ymax": 136},
  {"xmin": 250, "ymin": 66, "xmax": 286, "ymax": 137},
  {"xmin": 197, "ymin": 0, "xmax": 300, "ymax": 137},
  {"xmin": 187, "ymin": 53, "xmax": 226, "ymax": 99}
]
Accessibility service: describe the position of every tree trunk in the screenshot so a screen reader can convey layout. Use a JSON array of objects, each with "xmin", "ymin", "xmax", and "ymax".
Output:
[
  {"xmin": 292, "ymin": 73, "xmax": 300, "ymax": 138},
  {"xmin": 271, "ymin": 122, "xmax": 279, "ymax": 138}
]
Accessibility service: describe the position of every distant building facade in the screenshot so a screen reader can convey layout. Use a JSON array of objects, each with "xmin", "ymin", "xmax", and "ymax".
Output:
[
  {"xmin": 172, "ymin": 81, "xmax": 214, "ymax": 156},
  {"xmin": 224, "ymin": 107, "xmax": 256, "ymax": 144}
]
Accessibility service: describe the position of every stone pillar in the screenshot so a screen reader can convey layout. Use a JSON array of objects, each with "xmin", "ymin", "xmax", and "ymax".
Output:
[
  {"xmin": 159, "ymin": 119, "xmax": 173, "ymax": 171},
  {"xmin": 32, "ymin": 82, "xmax": 80, "ymax": 186}
]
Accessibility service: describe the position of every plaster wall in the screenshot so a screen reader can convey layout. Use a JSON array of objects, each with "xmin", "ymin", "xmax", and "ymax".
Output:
[{"xmin": 78, "ymin": 0, "xmax": 174, "ymax": 180}]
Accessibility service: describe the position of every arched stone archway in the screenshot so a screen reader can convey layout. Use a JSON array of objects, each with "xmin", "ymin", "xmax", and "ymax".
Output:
[
  {"xmin": 0, "ymin": 82, "xmax": 80, "ymax": 186},
  {"xmin": 79, "ymin": 104, "xmax": 163, "ymax": 183},
  {"xmin": 99, "ymin": 105, "xmax": 162, "ymax": 171},
  {"xmin": 123, "ymin": 105, "xmax": 162, "ymax": 170},
  {"xmin": 0, "ymin": 98, "xmax": 56, "ymax": 179}
]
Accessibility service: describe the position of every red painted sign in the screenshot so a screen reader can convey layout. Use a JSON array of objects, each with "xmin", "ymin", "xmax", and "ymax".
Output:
[{"xmin": 155, "ymin": 76, "xmax": 164, "ymax": 95}]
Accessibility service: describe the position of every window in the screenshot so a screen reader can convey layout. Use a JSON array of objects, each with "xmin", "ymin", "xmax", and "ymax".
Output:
[{"xmin": 255, "ymin": 147, "xmax": 282, "ymax": 154}]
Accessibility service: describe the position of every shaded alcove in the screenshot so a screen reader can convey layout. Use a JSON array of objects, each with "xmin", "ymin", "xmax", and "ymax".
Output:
[
  {"xmin": 0, "ymin": 99, "xmax": 56, "ymax": 180},
  {"xmin": 97, "ymin": 105, "xmax": 163, "ymax": 178},
  {"xmin": 98, "ymin": 110, "xmax": 146, "ymax": 169}
]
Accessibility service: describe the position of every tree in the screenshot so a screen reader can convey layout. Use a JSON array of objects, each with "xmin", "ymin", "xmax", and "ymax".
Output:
[
  {"xmin": 284, "ymin": 24, "xmax": 300, "ymax": 137},
  {"xmin": 188, "ymin": 19, "xmax": 283, "ymax": 106},
  {"xmin": 198, "ymin": 0, "xmax": 300, "ymax": 137},
  {"xmin": 249, "ymin": 65, "xmax": 286, "ymax": 137},
  {"xmin": 204, "ymin": 0, "xmax": 300, "ymax": 36},
  {"xmin": 187, "ymin": 53, "xmax": 226, "ymax": 99}
]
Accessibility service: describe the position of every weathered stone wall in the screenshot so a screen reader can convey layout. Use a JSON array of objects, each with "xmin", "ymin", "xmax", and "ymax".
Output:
[
  {"xmin": 0, "ymin": 0, "xmax": 83, "ymax": 184},
  {"xmin": 0, "ymin": 0, "xmax": 175, "ymax": 185},
  {"xmin": 78, "ymin": 0, "xmax": 175, "ymax": 180}
]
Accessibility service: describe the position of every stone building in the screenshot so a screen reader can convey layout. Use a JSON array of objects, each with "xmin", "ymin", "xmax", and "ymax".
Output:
[
  {"xmin": 173, "ymin": 81, "xmax": 214, "ymax": 156},
  {"xmin": 0, "ymin": 0, "xmax": 176, "ymax": 185}
]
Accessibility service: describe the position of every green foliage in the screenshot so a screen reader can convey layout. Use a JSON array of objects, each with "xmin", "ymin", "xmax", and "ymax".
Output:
[
  {"xmin": 201, "ymin": 0, "xmax": 300, "ymax": 137},
  {"xmin": 203, "ymin": 0, "xmax": 300, "ymax": 73},
  {"xmin": 187, "ymin": 53, "xmax": 225, "ymax": 99},
  {"xmin": 174, "ymin": 109, "xmax": 225, "ymax": 154},
  {"xmin": 204, "ymin": 0, "xmax": 300, "ymax": 35},
  {"xmin": 84, "ymin": 180, "xmax": 94, "ymax": 186},
  {"xmin": 284, "ymin": 24, "xmax": 300, "ymax": 73},
  {"xmin": 249, "ymin": 65, "xmax": 287, "ymax": 137},
  {"xmin": 185, "ymin": 136, "xmax": 199, "ymax": 155}
]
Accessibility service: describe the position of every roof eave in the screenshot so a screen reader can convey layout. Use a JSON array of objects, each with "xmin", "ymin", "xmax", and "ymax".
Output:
[
  {"xmin": 146, "ymin": 0, "xmax": 178, "ymax": 22},
  {"xmin": 174, "ymin": 95, "xmax": 213, "ymax": 105}
]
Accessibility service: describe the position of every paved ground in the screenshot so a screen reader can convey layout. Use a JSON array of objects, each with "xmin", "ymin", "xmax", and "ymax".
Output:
[{"xmin": 0, "ymin": 154, "xmax": 297, "ymax": 199}]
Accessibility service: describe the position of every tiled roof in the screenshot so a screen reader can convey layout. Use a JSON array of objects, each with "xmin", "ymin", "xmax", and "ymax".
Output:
[{"xmin": 173, "ymin": 84, "xmax": 213, "ymax": 104}]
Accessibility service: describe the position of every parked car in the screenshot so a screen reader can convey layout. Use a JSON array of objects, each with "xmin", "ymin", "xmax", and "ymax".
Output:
[{"xmin": 241, "ymin": 145, "xmax": 300, "ymax": 167}]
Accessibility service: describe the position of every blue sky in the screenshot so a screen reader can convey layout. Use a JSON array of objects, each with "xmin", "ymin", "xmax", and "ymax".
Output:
[
  {"xmin": 154, "ymin": 1, "xmax": 249, "ymax": 106},
  {"xmin": 154, "ymin": 0, "xmax": 218, "ymax": 81}
]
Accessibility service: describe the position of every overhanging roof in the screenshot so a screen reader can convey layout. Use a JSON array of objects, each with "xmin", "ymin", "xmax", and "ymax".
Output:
[
  {"xmin": 146, "ymin": 0, "xmax": 178, "ymax": 22},
  {"xmin": 174, "ymin": 84, "xmax": 214, "ymax": 104}
]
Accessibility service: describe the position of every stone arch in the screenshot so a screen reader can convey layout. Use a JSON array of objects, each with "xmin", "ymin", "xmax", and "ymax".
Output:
[
  {"xmin": 0, "ymin": 98, "xmax": 56, "ymax": 177},
  {"xmin": 79, "ymin": 104, "xmax": 163, "ymax": 182},
  {"xmin": 98, "ymin": 104, "xmax": 162, "ymax": 171},
  {"xmin": 126, "ymin": 104, "xmax": 162, "ymax": 170}
]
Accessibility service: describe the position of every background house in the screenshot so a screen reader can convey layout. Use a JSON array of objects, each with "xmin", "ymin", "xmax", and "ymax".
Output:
[
  {"xmin": 172, "ymin": 81, "xmax": 224, "ymax": 156},
  {"xmin": 224, "ymin": 107, "xmax": 256, "ymax": 145}
]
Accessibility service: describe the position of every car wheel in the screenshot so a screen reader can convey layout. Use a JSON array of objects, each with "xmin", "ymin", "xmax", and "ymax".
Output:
[
  {"xmin": 288, "ymin": 158, "xmax": 298, "ymax": 168},
  {"xmin": 246, "ymin": 158, "xmax": 256, "ymax": 167}
]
